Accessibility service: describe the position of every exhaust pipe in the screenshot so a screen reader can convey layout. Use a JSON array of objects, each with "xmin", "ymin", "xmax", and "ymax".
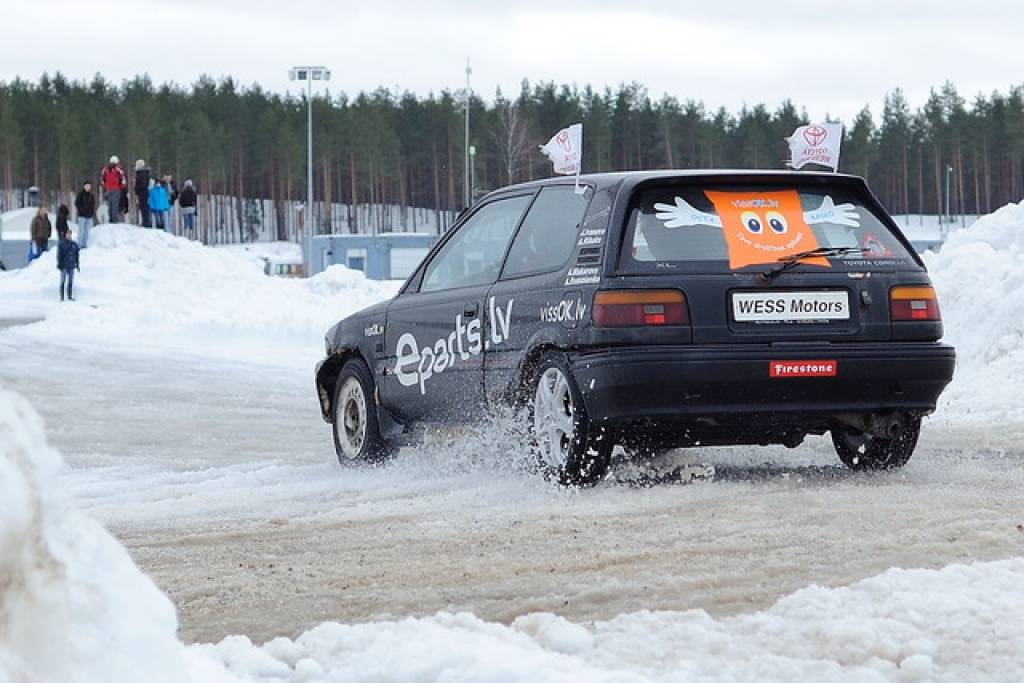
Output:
[
  {"xmin": 836, "ymin": 412, "xmax": 906, "ymax": 440},
  {"xmin": 868, "ymin": 412, "xmax": 905, "ymax": 440}
]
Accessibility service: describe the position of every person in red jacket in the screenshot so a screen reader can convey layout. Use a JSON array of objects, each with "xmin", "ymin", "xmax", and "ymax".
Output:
[{"xmin": 100, "ymin": 155, "xmax": 126, "ymax": 223}]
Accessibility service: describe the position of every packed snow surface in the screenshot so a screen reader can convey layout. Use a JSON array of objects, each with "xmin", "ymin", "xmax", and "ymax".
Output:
[
  {"xmin": 2, "ymin": 209, "xmax": 1024, "ymax": 681},
  {"xmin": 3, "ymin": 386, "xmax": 1023, "ymax": 681}
]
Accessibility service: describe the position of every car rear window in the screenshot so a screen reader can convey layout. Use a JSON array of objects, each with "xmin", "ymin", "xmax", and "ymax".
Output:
[{"xmin": 621, "ymin": 183, "xmax": 918, "ymax": 273}]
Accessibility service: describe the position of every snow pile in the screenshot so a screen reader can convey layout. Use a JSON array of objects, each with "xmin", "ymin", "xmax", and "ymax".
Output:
[
  {"xmin": 925, "ymin": 201, "xmax": 1024, "ymax": 421},
  {"xmin": 0, "ymin": 388, "xmax": 193, "ymax": 682},
  {"xmin": 215, "ymin": 241, "xmax": 303, "ymax": 267},
  {"xmin": 0, "ymin": 225, "xmax": 399, "ymax": 366},
  {"xmin": 196, "ymin": 559, "xmax": 1024, "ymax": 681}
]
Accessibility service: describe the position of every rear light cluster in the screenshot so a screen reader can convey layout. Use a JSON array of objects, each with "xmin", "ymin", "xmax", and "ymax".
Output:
[
  {"xmin": 890, "ymin": 285, "xmax": 941, "ymax": 321},
  {"xmin": 593, "ymin": 290, "xmax": 689, "ymax": 327}
]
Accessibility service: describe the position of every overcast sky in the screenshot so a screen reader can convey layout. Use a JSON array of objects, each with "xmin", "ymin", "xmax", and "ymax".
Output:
[{"xmin": 3, "ymin": 0, "xmax": 1022, "ymax": 121}]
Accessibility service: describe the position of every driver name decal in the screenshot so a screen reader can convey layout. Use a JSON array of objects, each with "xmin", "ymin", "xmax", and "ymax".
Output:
[{"xmin": 394, "ymin": 297, "xmax": 514, "ymax": 394}]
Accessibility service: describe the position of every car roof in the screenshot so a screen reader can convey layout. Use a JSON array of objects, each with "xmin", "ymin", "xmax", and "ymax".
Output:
[{"xmin": 487, "ymin": 169, "xmax": 866, "ymax": 198}]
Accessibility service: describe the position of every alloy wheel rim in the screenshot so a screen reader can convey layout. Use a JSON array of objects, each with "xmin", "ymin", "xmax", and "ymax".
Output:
[
  {"xmin": 533, "ymin": 367, "xmax": 575, "ymax": 469},
  {"xmin": 337, "ymin": 377, "xmax": 368, "ymax": 459}
]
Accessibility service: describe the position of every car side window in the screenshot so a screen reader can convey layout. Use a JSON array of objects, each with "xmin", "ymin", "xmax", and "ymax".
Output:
[
  {"xmin": 420, "ymin": 195, "xmax": 533, "ymax": 293},
  {"xmin": 502, "ymin": 186, "xmax": 589, "ymax": 279}
]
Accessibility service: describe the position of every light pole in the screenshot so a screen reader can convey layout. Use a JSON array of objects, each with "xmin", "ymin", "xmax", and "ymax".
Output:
[
  {"xmin": 464, "ymin": 58, "xmax": 472, "ymax": 209},
  {"xmin": 944, "ymin": 164, "xmax": 953, "ymax": 232},
  {"xmin": 289, "ymin": 65, "xmax": 331, "ymax": 237},
  {"xmin": 469, "ymin": 145, "xmax": 476, "ymax": 202}
]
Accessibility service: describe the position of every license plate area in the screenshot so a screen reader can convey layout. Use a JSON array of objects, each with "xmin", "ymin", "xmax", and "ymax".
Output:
[
  {"xmin": 769, "ymin": 359, "xmax": 838, "ymax": 378},
  {"xmin": 731, "ymin": 290, "xmax": 851, "ymax": 324}
]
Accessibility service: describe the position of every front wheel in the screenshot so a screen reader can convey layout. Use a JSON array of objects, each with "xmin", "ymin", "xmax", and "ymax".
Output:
[
  {"xmin": 529, "ymin": 352, "xmax": 613, "ymax": 486},
  {"xmin": 332, "ymin": 358, "xmax": 392, "ymax": 465},
  {"xmin": 831, "ymin": 415, "xmax": 922, "ymax": 471}
]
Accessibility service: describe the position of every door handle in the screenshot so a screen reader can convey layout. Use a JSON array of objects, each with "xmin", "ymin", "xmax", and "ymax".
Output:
[{"xmin": 463, "ymin": 303, "xmax": 478, "ymax": 318}]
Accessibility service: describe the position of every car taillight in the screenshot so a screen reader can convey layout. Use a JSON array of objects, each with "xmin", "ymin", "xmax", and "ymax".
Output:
[
  {"xmin": 593, "ymin": 290, "xmax": 689, "ymax": 327},
  {"xmin": 890, "ymin": 285, "xmax": 941, "ymax": 321}
]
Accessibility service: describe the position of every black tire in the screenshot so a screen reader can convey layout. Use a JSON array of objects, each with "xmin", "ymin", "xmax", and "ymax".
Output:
[
  {"xmin": 527, "ymin": 352, "xmax": 613, "ymax": 486},
  {"xmin": 331, "ymin": 358, "xmax": 392, "ymax": 465},
  {"xmin": 831, "ymin": 415, "xmax": 922, "ymax": 471}
]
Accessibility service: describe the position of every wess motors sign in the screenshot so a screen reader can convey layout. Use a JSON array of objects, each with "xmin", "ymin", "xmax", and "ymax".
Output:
[{"xmin": 732, "ymin": 290, "xmax": 850, "ymax": 322}]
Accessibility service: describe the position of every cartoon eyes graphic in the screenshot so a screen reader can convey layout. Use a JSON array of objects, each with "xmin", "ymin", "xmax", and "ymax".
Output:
[
  {"xmin": 740, "ymin": 210, "xmax": 788, "ymax": 235},
  {"xmin": 766, "ymin": 210, "xmax": 788, "ymax": 234},
  {"xmin": 740, "ymin": 210, "xmax": 762, "ymax": 234}
]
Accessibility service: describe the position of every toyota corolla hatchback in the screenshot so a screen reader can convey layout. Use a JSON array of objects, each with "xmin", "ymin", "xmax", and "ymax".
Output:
[{"xmin": 315, "ymin": 171, "xmax": 955, "ymax": 485}]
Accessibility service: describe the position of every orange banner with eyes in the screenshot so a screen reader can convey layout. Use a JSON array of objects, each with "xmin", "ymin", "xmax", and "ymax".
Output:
[{"xmin": 705, "ymin": 190, "xmax": 828, "ymax": 270}]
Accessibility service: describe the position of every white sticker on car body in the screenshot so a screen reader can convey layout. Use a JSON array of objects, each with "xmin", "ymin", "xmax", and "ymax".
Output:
[
  {"xmin": 394, "ymin": 297, "xmax": 514, "ymax": 395},
  {"xmin": 654, "ymin": 195, "xmax": 861, "ymax": 229},
  {"xmin": 541, "ymin": 298, "xmax": 588, "ymax": 324}
]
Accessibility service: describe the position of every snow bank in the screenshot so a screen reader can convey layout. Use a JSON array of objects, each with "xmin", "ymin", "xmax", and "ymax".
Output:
[
  {"xmin": 0, "ymin": 225, "xmax": 399, "ymax": 367},
  {"xmin": 925, "ymin": 201, "xmax": 1024, "ymax": 422},
  {"xmin": 215, "ymin": 241, "xmax": 303, "ymax": 266},
  {"xmin": 3, "ymin": 384, "xmax": 1023, "ymax": 681},
  {"xmin": 196, "ymin": 559, "xmax": 1024, "ymax": 682},
  {"xmin": 0, "ymin": 388, "xmax": 192, "ymax": 682}
]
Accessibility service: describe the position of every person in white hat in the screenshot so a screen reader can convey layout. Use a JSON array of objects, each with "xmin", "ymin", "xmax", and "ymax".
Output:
[{"xmin": 134, "ymin": 159, "xmax": 152, "ymax": 227}]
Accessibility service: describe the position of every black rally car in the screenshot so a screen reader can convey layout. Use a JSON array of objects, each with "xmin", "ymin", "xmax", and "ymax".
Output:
[{"xmin": 315, "ymin": 171, "xmax": 955, "ymax": 484}]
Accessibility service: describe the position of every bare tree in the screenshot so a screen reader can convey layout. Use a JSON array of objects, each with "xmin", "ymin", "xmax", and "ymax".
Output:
[{"xmin": 492, "ymin": 100, "xmax": 530, "ymax": 185}]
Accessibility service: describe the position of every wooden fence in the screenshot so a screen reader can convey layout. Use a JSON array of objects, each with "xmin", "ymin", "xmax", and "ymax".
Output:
[{"xmin": 0, "ymin": 188, "xmax": 457, "ymax": 245}]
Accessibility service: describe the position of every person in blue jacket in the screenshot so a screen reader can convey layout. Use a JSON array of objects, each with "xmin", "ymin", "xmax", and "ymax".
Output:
[
  {"xmin": 148, "ymin": 179, "xmax": 170, "ymax": 230},
  {"xmin": 56, "ymin": 229, "xmax": 80, "ymax": 301}
]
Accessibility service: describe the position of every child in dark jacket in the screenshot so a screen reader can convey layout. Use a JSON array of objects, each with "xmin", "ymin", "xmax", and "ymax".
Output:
[
  {"xmin": 56, "ymin": 204, "xmax": 71, "ymax": 239},
  {"xmin": 56, "ymin": 230, "xmax": 80, "ymax": 301}
]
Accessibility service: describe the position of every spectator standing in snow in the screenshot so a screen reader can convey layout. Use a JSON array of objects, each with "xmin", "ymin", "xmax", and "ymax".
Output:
[
  {"xmin": 29, "ymin": 206, "xmax": 52, "ymax": 261},
  {"xmin": 149, "ymin": 179, "xmax": 170, "ymax": 230},
  {"xmin": 179, "ymin": 179, "xmax": 197, "ymax": 233},
  {"xmin": 56, "ymin": 228, "xmax": 80, "ymax": 301},
  {"xmin": 56, "ymin": 204, "xmax": 71, "ymax": 239},
  {"xmin": 163, "ymin": 174, "xmax": 179, "ymax": 233},
  {"xmin": 100, "ymin": 155, "xmax": 126, "ymax": 223},
  {"xmin": 74, "ymin": 181, "xmax": 96, "ymax": 248},
  {"xmin": 134, "ymin": 159, "xmax": 152, "ymax": 227},
  {"xmin": 163, "ymin": 174, "xmax": 179, "ymax": 207}
]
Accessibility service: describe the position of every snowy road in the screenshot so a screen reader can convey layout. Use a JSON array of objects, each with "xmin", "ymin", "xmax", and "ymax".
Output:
[{"xmin": 2, "ymin": 333, "xmax": 1022, "ymax": 645}]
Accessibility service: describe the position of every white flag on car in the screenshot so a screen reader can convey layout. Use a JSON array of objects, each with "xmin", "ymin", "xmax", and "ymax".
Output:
[
  {"xmin": 540, "ymin": 123, "xmax": 585, "ymax": 192},
  {"xmin": 786, "ymin": 123, "xmax": 843, "ymax": 171}
]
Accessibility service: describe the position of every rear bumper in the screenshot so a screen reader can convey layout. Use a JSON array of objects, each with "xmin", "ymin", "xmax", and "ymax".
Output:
[{"xmin": 572, "ymin": 342, "xmax": 955, "ymax": 425}]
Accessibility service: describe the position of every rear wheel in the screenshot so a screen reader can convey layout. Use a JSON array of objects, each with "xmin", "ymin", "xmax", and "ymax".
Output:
[
  {"xmin": 529, "ymin": 352, "xmax": 613, "ymax": 486},
  {"xmin": 332, "ymin": 358, "xmax": 392, "ymax": 465},
  {"xmin": 831, "ymin": 415, "xmax": 921, "ymax": 470}
]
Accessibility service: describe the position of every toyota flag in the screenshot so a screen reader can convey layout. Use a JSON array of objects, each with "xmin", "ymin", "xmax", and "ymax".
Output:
[
  {"xmin": 786, "ymin": 123, "xmax": 843, "ymax": 171},
  {"xmin": 540, "ymin": 123, "xmax": 585, "ymax": 192}
]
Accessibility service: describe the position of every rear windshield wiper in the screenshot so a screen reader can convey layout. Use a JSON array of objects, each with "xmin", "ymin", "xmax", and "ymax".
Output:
[{"xmin": 759, "ymin": 246, "xmax": 864, "ymax": 281}]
